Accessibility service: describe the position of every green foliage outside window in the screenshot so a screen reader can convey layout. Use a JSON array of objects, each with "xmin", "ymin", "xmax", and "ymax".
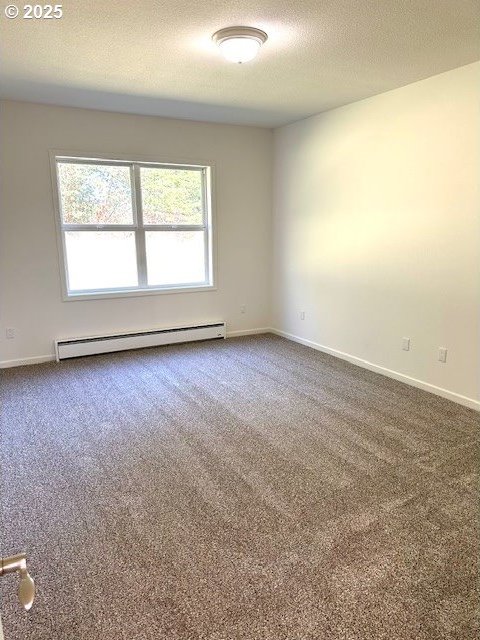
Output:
[
  {"xmin": 141, "ymin": 167, "xmax": 203, "ymax": 225},
  {"xmin": 58, "ymin": 162, "xmax": 203, "ymax": 226}
]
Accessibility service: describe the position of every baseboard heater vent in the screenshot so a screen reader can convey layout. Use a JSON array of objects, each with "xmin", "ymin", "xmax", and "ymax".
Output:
[{"xmin": 55, "ymin": 322, "xmax": 226, "ymax": 361}]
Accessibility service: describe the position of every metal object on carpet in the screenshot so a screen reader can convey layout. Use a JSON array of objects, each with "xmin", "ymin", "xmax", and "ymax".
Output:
[{"xmin": 0, "ymin": 554, "xmax": 35, "ymax": 611}]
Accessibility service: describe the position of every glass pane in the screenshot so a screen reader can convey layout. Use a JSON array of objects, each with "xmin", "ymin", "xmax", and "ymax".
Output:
[
  {"xmin": 65, "ymin": 231, "xmax": 138, "ymax": 291},
  {"xmin": 58, "ymin": 162, "xmax": 133, "ymax": 225},
  {"xmin": 146, "ymin": 231, "xmax": 206, "ymax": 286},
  {"xmin": 140, "ymin": 167, "xmax": 204, "ymax": 225}
]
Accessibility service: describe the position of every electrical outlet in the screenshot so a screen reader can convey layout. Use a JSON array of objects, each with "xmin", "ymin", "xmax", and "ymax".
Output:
[
  {"xmin": 240, "ymin": 305, "xmax": 246, "ymax": 314},
  {"xmin": 438, "ymin": 347, "xmax": 447, "ymax": 363},
  {"xmin": 300, "ymin": 311, "xmax": 305, "ymax": 320},
  {"xmin": 402, "ymin": 337, "xmax": 410, "ymax": 351},
  {"xmin": 5, "ymin": 328, "xmax": 15, "ymax": 339}
]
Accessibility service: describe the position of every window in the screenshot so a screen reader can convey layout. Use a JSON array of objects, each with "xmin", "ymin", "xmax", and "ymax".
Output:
[{"xmin": 52, "ymin": 155, "xmax": 214, "ymax": 299}]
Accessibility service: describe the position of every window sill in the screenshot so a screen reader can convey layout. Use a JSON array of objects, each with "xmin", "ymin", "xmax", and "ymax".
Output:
[{"xmin": 62, "ymin": 284, "xmax": 216, "ymax": 302}]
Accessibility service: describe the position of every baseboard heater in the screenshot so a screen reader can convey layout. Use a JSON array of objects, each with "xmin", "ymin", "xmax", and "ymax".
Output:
[{"xmin": 55, "ymin": 322, "xmax": 226, "ymax": 361}]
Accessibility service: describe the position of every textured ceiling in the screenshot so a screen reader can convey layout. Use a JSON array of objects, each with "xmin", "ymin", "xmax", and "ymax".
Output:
[{"xmin": 1, "ymin": 0, "xmax": 479, "ymax": 127}]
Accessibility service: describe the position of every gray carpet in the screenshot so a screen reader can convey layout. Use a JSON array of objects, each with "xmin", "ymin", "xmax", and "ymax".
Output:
[{"xmin": 0, "ymin": 334, "xmax": 478, "ymax": 639}]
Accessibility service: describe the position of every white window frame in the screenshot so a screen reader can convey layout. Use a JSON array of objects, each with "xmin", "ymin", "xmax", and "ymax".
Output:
[{"xmin": 49, "ymin": 151, "xmax": 216, "ymax": 301}]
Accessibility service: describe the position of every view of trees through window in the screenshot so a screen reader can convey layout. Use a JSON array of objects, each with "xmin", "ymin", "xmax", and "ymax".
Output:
[
  {"xmin": 58, "ymin": 163, "xmax": 133, "ymax": 224},
  {"xmin": 56, "ymin": 158, "xmax": 211, "ymax": 295},
  {"xmin": 140, "ymin": 167, "xmax": 203, "ymax": 225},
  {"xmin": 58, "ymin": 162, "xmax": 203, "ymax": 225}
]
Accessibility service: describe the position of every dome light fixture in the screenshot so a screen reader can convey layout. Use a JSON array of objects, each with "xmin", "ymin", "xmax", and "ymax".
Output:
[{"xmin": 212, "ymin": 26, "xmax": 268, "ymax": 64}]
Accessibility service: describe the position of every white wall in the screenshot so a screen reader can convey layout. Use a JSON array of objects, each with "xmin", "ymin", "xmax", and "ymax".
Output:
[
  {"xmin": 0, "ymin": 101, "xmax": 272, "ymax": 364},
  {"xmin": 273, "ymin": 62, "xmax": 480, "ymax": 407}
]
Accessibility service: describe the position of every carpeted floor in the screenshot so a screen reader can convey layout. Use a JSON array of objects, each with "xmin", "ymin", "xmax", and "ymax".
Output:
[{"xmin": 0, "ymin": 334, "xmax": 478, "ymax": 639}]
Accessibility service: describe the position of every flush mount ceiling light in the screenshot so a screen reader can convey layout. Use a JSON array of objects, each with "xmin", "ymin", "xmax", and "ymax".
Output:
[{"xmin": 212, "ymin": 27, "xmax": 268, "ymax": 64}]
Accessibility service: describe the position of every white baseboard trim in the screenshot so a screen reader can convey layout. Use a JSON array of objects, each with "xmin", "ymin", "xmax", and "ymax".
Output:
[
  {"xmin": 0, "ymin": 354, "xmax": 55, "ymax": 369},
  {"xmin": 226, "ymin": 328, "xmax": 270, "ymax": 338},
  {"xmin": 271, "ymin": 328, "xmax": 480, "ymax": 412},
  {"xmin": 3, "ymin": 331, "xmax": 478, "ymax": 412},
  {"xmin": 0, "ymin": 329, "xmax": 270, "ymax": 368}
]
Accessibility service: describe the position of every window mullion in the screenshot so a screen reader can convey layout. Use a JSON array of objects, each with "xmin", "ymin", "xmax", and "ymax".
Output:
[
  {"xmin": 132, "ymin": 164, "xmax": 148, "ymax": 288},
  {"xmin": 61, "ymin": 224, "xmax": 136, "ymax": 232},
  {"xmin": 143, "ymin": 224, "xmax": 205, "ymax": 231}
]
